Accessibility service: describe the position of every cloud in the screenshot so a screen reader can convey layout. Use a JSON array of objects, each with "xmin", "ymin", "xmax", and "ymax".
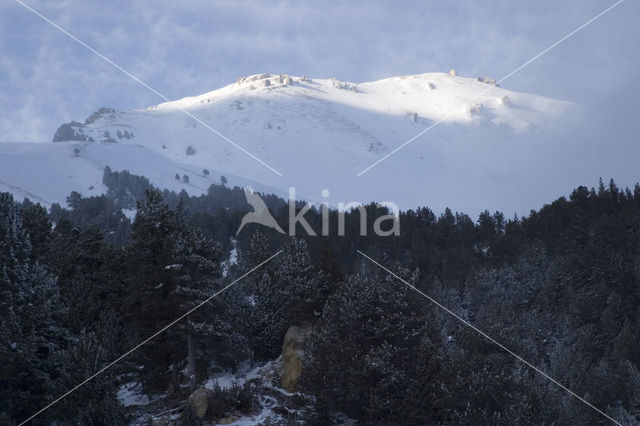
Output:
[{"xmin": 0, "ymin": 0, "xmax": 637, "ymax": 146}]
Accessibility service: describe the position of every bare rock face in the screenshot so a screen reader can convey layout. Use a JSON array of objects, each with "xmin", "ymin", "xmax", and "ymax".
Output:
[
  {"xmin": 281, "ymin": 324, "xmax": 313, "ymax": 392},
  {"xmin": 330, "ymin": 78, "xmax": 357, "ymax": 91},
  {"xmin": 499, "ymin": 95, "xmax": 511, "ymax": 107},
  {"xmin": 186, "ymin": 387, "xmax": 211, "ymax": 419},
  {"xmin": 467, "ymin": 102, "xmax": 483, "ymax": 115},
  {"xmin": 476, "ymin": 76, "xmax": 497, "ymax": 85},
  {"xmin": 52, "ymin": 122, "xmax": 87, "ymax": 142}
]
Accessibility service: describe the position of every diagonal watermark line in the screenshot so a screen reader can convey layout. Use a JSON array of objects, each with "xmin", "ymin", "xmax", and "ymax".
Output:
[
  {"xmin": 19, "ymin": 250, "xmax": 282, "ymax": 426},
  {"xmin": 14, "ymin": 0, "xmax": 283, "ymax": 177},
  {"xmin": 356, "ymin": 0, "xmax": 625, "ymax": 176},
  {"xmin": 357, "ymin": 250, "xmax": 621, "ymax": 425}
]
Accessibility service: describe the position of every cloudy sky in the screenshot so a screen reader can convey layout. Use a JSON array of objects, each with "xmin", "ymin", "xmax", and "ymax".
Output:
[
  {"xmin": 0, "ymin": 0, "xmax": 637, "ymax": 142},
  {"xmin": 0, "ymin": 0, "xmax": 638, "ymax": 216}
]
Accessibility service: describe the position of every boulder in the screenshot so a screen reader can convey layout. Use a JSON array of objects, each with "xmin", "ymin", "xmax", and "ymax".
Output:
[
  {"xmin": 186, "ymin": 387, "xmax": 211, "ymax": 419},
  {"xmin": 476, "ymin": 76, "xmax": 497, "ymax": 85},
  {"xmin": 467, "ymin": 103, "xmax": 483, "ymax": 115},
  {"xmin": 281, "ymin": 324, "xmax": 313, "ymax": 392}
]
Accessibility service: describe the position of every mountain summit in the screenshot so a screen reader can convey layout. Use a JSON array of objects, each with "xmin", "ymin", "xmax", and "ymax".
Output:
[{"xmin": 2, "ymin": 72, "xmax": 573, "ymax": 213}]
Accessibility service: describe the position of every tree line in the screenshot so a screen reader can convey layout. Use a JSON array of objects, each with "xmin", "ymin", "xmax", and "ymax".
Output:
[{"xmin": 0, "ymin": 172, "xmax": 639, "ymax": 424}]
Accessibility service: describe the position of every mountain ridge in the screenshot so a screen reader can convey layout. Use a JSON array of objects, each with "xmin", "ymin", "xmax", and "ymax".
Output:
[{"xmin": 3, "ymin": 71, "xmax": 574, "ymax": 214}]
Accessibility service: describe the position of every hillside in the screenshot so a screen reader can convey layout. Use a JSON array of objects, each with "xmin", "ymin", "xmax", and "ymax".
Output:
[{"xmin": 2, "ymin": 72, "xmax": 572, "ymax": 212}]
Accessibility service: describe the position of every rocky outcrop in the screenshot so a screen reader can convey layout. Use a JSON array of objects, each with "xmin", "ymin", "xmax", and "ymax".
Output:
[
  {"xmin": 237, "ymin": 73, "xmax": 271, "ymax": 84},
  {"xmin": 281, "ymin": 324, "xmax": 313, "ymax": 392},
  {"xmin": 467, "ymin": 102, "xmax": 483, "ymax": 115},
  {"xmin": 186, "ymin": 387, "xmax": 211, "ymax": 419},
  {"xmin": 84, "ymin": 107, "xmax": 116, "ymax": 125},
  {"xmin": 499, "ymin": 95, "xmax": 511, "ymax": 107},
  {"xmin": 476, "ymin": 76, "xmax": 497, "ymax": 85},
  {"xmin": 331, "ymin": 78, "xmax": 357, "ymax": 91},
  {"xmin": 52, "ymin": 122, "xmax": 87, "ymax": 142}
]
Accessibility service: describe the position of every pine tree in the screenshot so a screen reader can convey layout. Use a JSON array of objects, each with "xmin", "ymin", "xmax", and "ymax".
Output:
[
  {"xmin": 0, "ymin": 193, "xmax": 66, "ymax": 422},
  {"xmin": 124, "ymin": 190, "xmax": 185, "ymax": 391},
  {"xmin": 245, "ymin": 238, "xmax": 318, "ymax": 360},
  {"xmin": 302, "ymin": 272, "xmax": 439, "ymax": 423},
  {"xmin": 171, "ymin": 229, "xmax": 236, "ymax": 386},
  {"xmin": 54, "ymin": 330, "xmax": 128, "ymax": 424}
]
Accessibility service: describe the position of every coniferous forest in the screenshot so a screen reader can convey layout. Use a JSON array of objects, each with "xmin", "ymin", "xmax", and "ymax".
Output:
[{"xmin": 1, "ymin": 168, "xmax": 640, "ymax": 425}]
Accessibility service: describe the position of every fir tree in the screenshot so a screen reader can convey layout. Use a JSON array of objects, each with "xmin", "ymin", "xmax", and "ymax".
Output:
[{"xmin": 0, "ymin": 193, "xmax": 66, "ymax": 423}]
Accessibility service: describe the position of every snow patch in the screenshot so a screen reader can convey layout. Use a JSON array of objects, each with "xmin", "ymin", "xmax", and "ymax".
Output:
[{"xmin": 117, "ymin": 381, "xmax": 150, "ymax": 407}]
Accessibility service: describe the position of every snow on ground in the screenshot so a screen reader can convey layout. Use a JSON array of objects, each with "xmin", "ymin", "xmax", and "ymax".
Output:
[
  {"xmin": 1, "ymin": 72, "xmax": 579, "ymax": 216},
  {"xmin": 0, "ymin": 141, "xmax": 283, "ymax": 207},
  {"xmin": 204, "ymin": 359, "xmax": 264, "ymax": 391},
  {"xmin": 126, "ymin": 358, "xmax": 309, "ymax": 425},
  {"xmin": 203, "ymin": 358, "xmax": 303, "ymax": 425},
  {"xmin": 117, "ymin": 381, "xmax": 150, "ymax": 407}
]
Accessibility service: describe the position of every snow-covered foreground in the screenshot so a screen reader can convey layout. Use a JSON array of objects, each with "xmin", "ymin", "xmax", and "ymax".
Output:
[
  {"xmin": 1, "ymin": 72, "xmax": 580, "ymax": 215},
  {"xmin": 128, "ymin": 359, "xmax": 307, "ymax": 426}
]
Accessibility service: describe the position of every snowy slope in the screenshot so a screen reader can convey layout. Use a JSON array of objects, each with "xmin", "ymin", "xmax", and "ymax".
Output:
[
  {"xmin": 2, "ymin": 72, "xmax": 574, "ymax": 214},
  {"xmin": 0, "ymin": 141, "xmax": 283, "ymax": 207}
]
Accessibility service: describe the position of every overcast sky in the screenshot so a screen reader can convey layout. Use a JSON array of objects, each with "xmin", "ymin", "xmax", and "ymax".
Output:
[
  {"xmin": 0, "ymin": 0, "xmax": 637, "ymax": 141},
  {"xmin": 0, "ymin": 0, "xmax": 638, "ymax": 215}
]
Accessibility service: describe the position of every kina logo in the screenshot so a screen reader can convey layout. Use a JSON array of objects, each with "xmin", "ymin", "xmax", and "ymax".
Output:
[{"xmin": 236, "ymin": 188, "xmax": 285, "ymax": 235}]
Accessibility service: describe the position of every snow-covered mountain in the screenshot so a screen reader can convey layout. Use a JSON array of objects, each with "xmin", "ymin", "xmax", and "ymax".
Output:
[{"xmin": 1, "ymin": 72, "xmax": 573, "ymax": 214}]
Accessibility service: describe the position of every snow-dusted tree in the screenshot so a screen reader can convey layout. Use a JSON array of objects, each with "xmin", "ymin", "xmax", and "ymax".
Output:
[
  {"xmin": 171, "ymin": 228, "xmax": 243, "ymax": 388},
  {"xmin": 54, "ymin": 329, "xmax": 128, "ymax": 424},
  {"xmin": 302, "ymin": 271, "xmax": 440, "ymax": 424},
  {"xmin": 244, "ymin": 237, "xmax": 318, "ymax": 360},
  {"xmin": 0, "ymin": 193, "xmax": 66, "ymax": 422},
  {"xmin": 125, "ymin": 189, "xmax": 186, "ymax": 390},
  {"xmin": 126, "ymin": 190, "xmax": 237, "ymax": 391}
]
